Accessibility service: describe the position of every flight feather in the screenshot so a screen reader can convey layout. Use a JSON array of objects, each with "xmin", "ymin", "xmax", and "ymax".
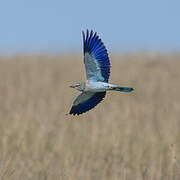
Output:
[
  {"xmin": 69, "ymin": 92, "xmax": 106, "ymax": 115},
  {"xmin": 82, "ymin": 30, "xmax": 110, "ymax": 82}
]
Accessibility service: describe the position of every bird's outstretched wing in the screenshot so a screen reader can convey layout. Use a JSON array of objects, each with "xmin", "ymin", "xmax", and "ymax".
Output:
[
  {"xmin": 69, "ymin": 91, "xmax": 106, "ymax": 115},
  {"xmin": 82, "ymin": 30, "xmax": 110, "ymax": 82}
]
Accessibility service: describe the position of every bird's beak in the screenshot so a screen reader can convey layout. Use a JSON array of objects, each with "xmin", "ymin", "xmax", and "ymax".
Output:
[{"xmin": 70, "ymin": 84, "xmax": 78, "ymax": 88}]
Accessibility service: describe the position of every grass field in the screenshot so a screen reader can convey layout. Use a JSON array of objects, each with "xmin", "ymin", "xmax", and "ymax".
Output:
[{"xmin": 0, "ymin": 53, "xmax": 180, "ymax": 180}]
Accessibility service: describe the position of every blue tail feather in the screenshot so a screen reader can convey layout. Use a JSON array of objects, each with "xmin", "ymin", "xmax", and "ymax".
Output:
[{"xmin": 113, "ymin": 87, "xmax": 134, "ymax": 92}]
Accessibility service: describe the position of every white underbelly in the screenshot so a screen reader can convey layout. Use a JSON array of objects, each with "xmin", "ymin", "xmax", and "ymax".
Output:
[{"xmin": 85, "ymin": 81, "xmax": 111, "ymax": 92}]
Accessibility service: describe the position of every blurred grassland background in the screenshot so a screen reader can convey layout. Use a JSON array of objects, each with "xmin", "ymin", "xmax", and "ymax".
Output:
[{"xmin": 0, "ymin": 54, "xmax": 180, "ymax": 179}]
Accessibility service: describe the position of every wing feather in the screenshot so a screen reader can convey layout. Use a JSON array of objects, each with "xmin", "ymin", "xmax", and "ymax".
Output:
[
  {"xmin": 83, "ymin": 30, "xmax": 110, "ymax": 82},
  {"xmin": 69, "ymin": 92, "xmax": 106, "ymax": 115}
]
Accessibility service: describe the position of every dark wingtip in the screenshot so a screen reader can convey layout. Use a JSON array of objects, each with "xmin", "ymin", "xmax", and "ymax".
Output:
[
  {"xmin": 69, "ymin": 106, "xmax": 80, "ymax": 116},
  {"xmin": 86, "ymin": 29, "xmax": 89, "ymax": 40},
  {"xmin": 90, "ymin": 29, "xmax": 93, "ymax": 35}
]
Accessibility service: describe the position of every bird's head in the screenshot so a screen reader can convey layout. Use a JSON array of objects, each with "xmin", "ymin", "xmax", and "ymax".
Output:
[{"xmin": 70, "ymin": 82, "xmax": 85, "ymax": 91}]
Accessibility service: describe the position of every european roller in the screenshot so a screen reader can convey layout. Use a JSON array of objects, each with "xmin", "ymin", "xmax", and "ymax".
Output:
[{"xmin": 69, "ymin": 30, "xmax": 134, "ymax": 115}]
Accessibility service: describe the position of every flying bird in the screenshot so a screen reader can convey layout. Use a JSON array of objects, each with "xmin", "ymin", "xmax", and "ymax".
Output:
[{"xmin": 69, "ymin": 30, "xmax": 134, "ymax": 115}]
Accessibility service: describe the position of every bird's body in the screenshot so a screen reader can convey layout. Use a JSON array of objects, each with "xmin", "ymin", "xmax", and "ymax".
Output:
[
  {"xmin": 76, "ymin": 81, "xmax": 132, "ymax": 92},
  {"xmin": 85, "ymin": 81, "xmax": 111, "ymax": 92},
  {"xmin": 81, "ymin": 81, "xmax": 114, "ymax": 92},
  {"xmin": 69, "ymin": 30, "xmax": 134, "ymax": 115}
]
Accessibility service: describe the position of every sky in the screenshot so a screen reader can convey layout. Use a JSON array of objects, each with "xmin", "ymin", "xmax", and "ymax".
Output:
[{"xmin": 0, "ymin": 0, "xmax": 180, "ymax": 53}]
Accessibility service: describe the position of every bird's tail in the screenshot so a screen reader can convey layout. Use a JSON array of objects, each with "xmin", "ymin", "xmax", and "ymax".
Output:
[{"xmin": 111, "ymin": 86, "xmax": 134, "ymax": 92}]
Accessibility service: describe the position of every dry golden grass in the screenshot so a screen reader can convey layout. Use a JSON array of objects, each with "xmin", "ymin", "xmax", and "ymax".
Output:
[{"xmin": 0, "ymin": 53, "xmax": 180, "ymax": 179}]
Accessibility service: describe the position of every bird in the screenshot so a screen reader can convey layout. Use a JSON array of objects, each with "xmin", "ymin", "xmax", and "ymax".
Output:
[{"xmin": 69, "ymin": 30, "xmax": 134, "ymax": 115}]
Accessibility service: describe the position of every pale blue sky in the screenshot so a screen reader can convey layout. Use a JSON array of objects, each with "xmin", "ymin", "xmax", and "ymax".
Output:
[{"xmin": 0, "ymin": 0, "xmax": 180, "ymax": 53}]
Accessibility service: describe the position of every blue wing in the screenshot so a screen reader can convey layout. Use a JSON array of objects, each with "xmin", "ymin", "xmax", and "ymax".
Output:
[
  {"xmin": 69, "ymin": 91, "xmax": 106, "ymax": 115},
  {"xmin": 83, "ymin": 30, "xmax": 110, "ymax": 82}
]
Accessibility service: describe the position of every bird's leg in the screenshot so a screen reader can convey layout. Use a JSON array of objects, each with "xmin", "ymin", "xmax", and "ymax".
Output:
[
  {"xmin": 107, "ymin": 86, "xmax": 114, "ymax": 90},
  {"xmin": 104, "ymin": 84, "xmax": 115, "ymax": 90}
]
